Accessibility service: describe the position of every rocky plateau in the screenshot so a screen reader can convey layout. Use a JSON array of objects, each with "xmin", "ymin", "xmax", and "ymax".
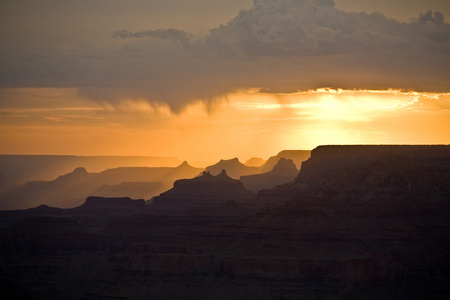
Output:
[{"xmin": 0, "ymin": 145, "xmax": 449, "ymax": 299}]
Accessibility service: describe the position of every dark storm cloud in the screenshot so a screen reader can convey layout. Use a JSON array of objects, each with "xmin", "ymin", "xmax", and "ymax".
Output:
[
  {"xmin": 206, "ymin": 1, "xmax": 449, "ymax": 56},
  {"xmin": 1, "ymin": 0, "xmax": 449, "ymax": 111},
  {"xmin": 113, "ymin": 29, "xmax": 207, "ymax": 57},
  {"xmin": 113, "ymin": 29, "xmax": 191, "ymax": 47}
]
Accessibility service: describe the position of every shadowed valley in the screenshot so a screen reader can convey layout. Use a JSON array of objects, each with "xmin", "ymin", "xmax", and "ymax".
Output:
[{"xmin": 0, "ymin": 145, "xmax": 449, "ymax": 299}]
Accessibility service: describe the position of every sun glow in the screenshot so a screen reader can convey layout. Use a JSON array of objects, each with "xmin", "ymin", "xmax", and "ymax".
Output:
[
  {"xmin": 0, "ymin": 88, "xmax": 449, "ymax": 163},
  {"xmin": 225, "ymin": 88, "xmax": 450, "ymax": 153}
]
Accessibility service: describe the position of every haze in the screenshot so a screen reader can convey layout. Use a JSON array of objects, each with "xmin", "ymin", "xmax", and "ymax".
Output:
[{"xmin": 1, "ymin": 0, "xmax": 449, "ymax": 162}]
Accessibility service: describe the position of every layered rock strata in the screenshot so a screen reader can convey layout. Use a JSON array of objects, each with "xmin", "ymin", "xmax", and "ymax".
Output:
[{"xmin": 0, "ymin": 145, "xmax": 449, "ymax": 299}]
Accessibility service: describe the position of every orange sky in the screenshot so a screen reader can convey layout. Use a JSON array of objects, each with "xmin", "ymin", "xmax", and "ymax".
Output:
[
  {"xmin": 1, "ymin": 0, "xmax": 449, "ymax": 164},
  {"xmin": 1, "ymin": 88, "xmax": 449, "ymax": 164}
]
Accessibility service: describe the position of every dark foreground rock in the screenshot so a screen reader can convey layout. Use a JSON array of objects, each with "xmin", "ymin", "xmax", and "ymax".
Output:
[{"xmin": 0, "ymin": 145, "xmax": 449, "ymax": 299}]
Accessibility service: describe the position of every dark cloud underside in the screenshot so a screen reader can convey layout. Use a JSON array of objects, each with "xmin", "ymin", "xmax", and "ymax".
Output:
[{"xmin": 1, "ymin": 0, "xmax": 449, "ymax": 111}]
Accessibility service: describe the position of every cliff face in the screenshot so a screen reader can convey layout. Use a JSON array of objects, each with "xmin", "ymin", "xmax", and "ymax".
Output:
[
  {"xmin": 256, "ymin": 145, "xmax": 450, "ymax": 207},
  {"xmin": 240, "ymin": 158, "xmax": 299, "ymax": 192},
  {"xmin": 149, "ymin": 170, "xmax": 255, "ymax": 214},
  {"xmin": 107, "ymin": 146, "xmax": 449, "ymax": 299},
  {"xmin": 259, "ymin": 149, "xmax": 311, "ymax": 173},
  {"xmin": 0, "ymin": 145, "xmax": 449, "ymax": 300},
  {"xmin": 294, "ymin": 145, "xmax": 450, "ymax": 193}
]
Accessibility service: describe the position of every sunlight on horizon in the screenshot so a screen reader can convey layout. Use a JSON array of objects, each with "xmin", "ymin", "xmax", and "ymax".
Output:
[{"xmin": 0, "ymin": 88, "xmax": 449, "ymax": 163}]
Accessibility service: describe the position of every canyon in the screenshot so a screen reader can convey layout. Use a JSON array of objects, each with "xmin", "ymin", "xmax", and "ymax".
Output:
[{"xmin": 0, "ymin": 145, "xmax": 449, "ymax": 299}]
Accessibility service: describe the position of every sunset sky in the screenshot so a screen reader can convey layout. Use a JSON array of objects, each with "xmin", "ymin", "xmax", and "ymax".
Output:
[{"xmin": 1, "ymin": 0, "xmax": 449, "ymax": 164}]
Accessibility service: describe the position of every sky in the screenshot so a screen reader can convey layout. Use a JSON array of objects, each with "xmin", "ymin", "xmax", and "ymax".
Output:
[{"xmin": 1, "ymin": 0, "xmax": 449, "ymax": 164}]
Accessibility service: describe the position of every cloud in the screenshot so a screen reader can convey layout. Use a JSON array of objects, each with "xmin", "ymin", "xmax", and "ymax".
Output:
[
  {"xmin": 417, "ymin": 10, "xmax": 445, "ymax": 25},
  {"xmin": 113, "ymin": 29, "xmax": 195, "ymax": 54},
  {"xmin": 207, "ymin": 0, "xmax": 449, "ymax": 56},
  {"xmin": 1, "ymin": 0, "xmax": 449, "ymax": 112}
]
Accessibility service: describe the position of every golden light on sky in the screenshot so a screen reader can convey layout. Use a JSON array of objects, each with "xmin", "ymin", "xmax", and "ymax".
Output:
[
  {"xmin": 1, "ymin": 88, "xmax": 449, "ymax": 164},
  {"xmin": 1, "ymin": 1, "xmax": 449, "ymax": 164}
]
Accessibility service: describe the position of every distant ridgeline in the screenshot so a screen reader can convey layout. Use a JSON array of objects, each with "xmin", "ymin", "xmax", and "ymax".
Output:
[
  {"xmin": 306, "ymin": 144, "xmax": 450, "ymax": 167},
  {"xmin": 0, "ymin": 155, "xmax": 181, "ymax": 190},
  {"xmin": 0, "ymin": 161, "xmax": 203, "ymax": 210},
  {"xmin": 149, "ymin": 170, "xmax": 255, "ymax": 214},
  {"xmin": 297, "ymin": 144, "xmax": 450, "ymax": 190},
  {"xmin": 0, "ymin": 145, "xmax": 449, "ymax": 299},
  {"xmin": 0, "ymin": 150, "xmax": 311, "ymax": 210},
  {"xmin": 256, "ymin": 144, "xmax": 450, "ymax": 207}
]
